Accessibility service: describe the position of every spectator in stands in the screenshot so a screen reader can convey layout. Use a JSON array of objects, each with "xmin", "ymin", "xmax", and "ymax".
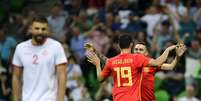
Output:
[
  {"xmin": 195, "ymin": 28, "xmax": 201, "ymax": 45},
  {"xmin": 141, "ymin": 5, "xmax": 163, "ymax": 39},
  {"xmin": 0, "ymin": 25, "xmax": 17, "ymax": 71},
  {"xmin": 192, "ymin": 0, "xmax": 201, "ymax": 29},
  {"xmin": 74, "ymin": 10, "xmax": 92, "ymax": 33},
  {"xmin": 187, "ymin": 38, "xmax": 201, "ymax": 60},
  {"xmin": 47, "ymin": 3, "xmax": 68, "ymax": 41},
  {"xmin": 122, "ymin": 12, "xmax": 146, "ymax": 34},
  {"xmin": 66, "ymin": 55, "xmax": 83, "ymax": 91},
  {"xmin": 151, "ymin": 20, "xmax": 173, "ymax": 57},
  {"xmin": 161, "ymin": 41, "xmax": 185, "ymax": 101},
  {"xmin": 70, "ymin": 27, "xmax": 87, "ymax": 62},
  {"xmin": 86, "ymin": 23, "xmax": 111, "ymax": 55},
  {"xmin": 178, "ymin": 82, "xmax": 199, "ymax": 101},
  {"xmin": 185, "ymin": 38, "xmax": 201, "ymax": 98},
  {"xmin": 66, "ymin": 55, "xmax": 91, "ymax": 101},
  {"xmin": 179, "ymin": 11, "xmax": 196, "ymax": 46},
  {"xmin": 166, "ymin": 0, "xmax": 187, "ymax": 19},
  {"xmin": 94, "ymin": 80, "xmax": 112, "ymax": 101},
  {"xmin": 0, "ymin": 68, "xmax": 11, "ymax": 101},
  {"xmin": 8, "ymin": 13, "xmax": 29, "ymax": 42}
]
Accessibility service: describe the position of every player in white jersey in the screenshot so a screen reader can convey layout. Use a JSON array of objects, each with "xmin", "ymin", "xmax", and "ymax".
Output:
[{"xmin": 12, "ymin": 16, "xmax": 67, "ymax": 101}]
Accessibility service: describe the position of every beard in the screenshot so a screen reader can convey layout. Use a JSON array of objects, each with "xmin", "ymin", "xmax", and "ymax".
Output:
[{"xmin": 32, "ymin": 34, "xmax": 48, "ymax": 45}]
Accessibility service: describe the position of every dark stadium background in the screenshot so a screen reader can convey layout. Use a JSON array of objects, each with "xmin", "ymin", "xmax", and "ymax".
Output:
[{"xmin": 0, "ymin": 0, "xmax": 201, "ymax": 101}]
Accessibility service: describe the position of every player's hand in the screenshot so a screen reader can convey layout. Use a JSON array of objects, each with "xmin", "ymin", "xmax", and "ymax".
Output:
[
  {"xmin": 176, "ymin": 44, "xmax": 186, "ymax": 57},
  {"xmin": 86, "ymin": 51, "xmax": 100, "ymax": 67},
  {"xmin": 84, "ymin": 42, "xmax": 96, "ymax": 52},
  {"xmin": 166, "ymin": 45, "xmax": 177, "ymax": 51}
]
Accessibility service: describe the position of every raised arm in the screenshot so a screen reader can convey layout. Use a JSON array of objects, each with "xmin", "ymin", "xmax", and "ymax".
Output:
[
  {"xmin": 160, "ymin": 56, "xmax": 179, "ymax": 70},
  {"xmin": 84, "ymin": 42, "xmax": 108, "ymax": 66},
  {"xmin": 86, "ymin": 51, "xmax": 106, "ymax": 82},
  {"xmin": 161, "ymin": 44, "xmax": 186, "ymax": 70},
  {"xmin": 148, "ymin": 45, "xmax": 177, "ymax": 67}
]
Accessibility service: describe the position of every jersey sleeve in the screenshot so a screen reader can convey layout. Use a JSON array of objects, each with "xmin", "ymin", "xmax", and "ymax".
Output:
[
  {"xmin": 55, "ymin": 43, "xmax": 68, "ymax": 66},
  {"xmin": 100, "ymin": 60, "xmax": 111, "ymax": 78},
  {"xmin": 134, "ymin": 54, "xmax": 150, "ymax": 68},
  {"xmin": 12, "ymin": 45, "xmax": 22, "ymax": 67}
]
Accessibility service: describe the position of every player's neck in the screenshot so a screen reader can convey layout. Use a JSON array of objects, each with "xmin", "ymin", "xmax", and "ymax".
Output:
[
  {"xmin": 187, "ymin": 94, "xmax": 193, "ymax": 98},
  {"xmin": 120, "ymin": 49, "xmax": 131, "ymax": 54},
  {"xmin": 31, "ymin": 38, "xmax": 46, "ymax": 46}
]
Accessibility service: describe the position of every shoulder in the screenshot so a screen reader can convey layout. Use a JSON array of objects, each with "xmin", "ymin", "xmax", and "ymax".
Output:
[
  {"xmin": 105, "ymin": 56, "xmax": 118, "ymax": 65},
  {"xmin": 16, "ymin": 39, "xmax": 31, "ymax": 48},
  {"xmin": 132, "ymin": 53, "xmax": 145, "ymax": 58},
  {"xmin": 47, "ymin": 38, "xmax": 62, "ymax": 47},
  {"xmin": 106, "ymin": 57, "xmax": 114, "ymax": 63},
  {"xmin": 133, "ymin": 54, "xmax": 151, "ymax": 60},
  {"xmin": 178, "ymin": 97, "xmax": 186, "ymax": 101},
  {"xmin": 108, "ymin": 54, "xmax": 120, "ymax": 60},
  {"xmin": 193, "ymin": 97, "xmax": 199, "ymax": 101}
]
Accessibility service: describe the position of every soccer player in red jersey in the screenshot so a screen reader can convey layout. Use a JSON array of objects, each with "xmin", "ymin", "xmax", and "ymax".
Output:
[
  {"xmin": 134, "ymin": 42, "xmax": 186, "ymax": 101},
  {"xmin": 85, "ymin": 41, "xmax": 186, "ymax": 101},
  {"xmin": 86, "ymin": 34, "xmax": 180, "ymax": 101}
]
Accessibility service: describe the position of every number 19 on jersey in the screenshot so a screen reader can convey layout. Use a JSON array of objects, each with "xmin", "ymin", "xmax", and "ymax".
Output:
[{"xmin": 114, "ymin": 67, "xmax": 133, "ymax": 87}]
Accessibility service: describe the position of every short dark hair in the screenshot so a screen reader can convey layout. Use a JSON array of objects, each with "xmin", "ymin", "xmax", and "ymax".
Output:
[
  {"xmin": 52, "ymin": 2, "xmax": 62, "ymax": 8},
  {"xmin": 119, "ymin": 34, "xmax": 133, "ymax": 49},
  {"xmin": 135, "ymin": 41, "xmax": 150, "ymax": 52},
  {"xmin": 136, "ymin": 41, "xmax": 146, "ymax": 46},
  {"xmin": 31, "ymin": 15, "xmax": 48, "ymax": 25}
]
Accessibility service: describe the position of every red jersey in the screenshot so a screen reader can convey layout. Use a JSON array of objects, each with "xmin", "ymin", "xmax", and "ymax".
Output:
[
  {"xmin": 101, "ymin": 53, "xmax": 150, "ymax": 101},
  {"xmin": 141, "ymin": 66, "xmax": 157, "ymax": 101}
]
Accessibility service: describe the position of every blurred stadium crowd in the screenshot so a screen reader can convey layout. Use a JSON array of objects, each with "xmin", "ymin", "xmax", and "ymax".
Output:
[{"xmin": 0, "ymin": 0, "xmax": 201, "ymax": 101}]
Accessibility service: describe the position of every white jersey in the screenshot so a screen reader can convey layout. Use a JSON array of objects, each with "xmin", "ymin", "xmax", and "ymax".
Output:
[
  {"xmin": 12, "ymin": 38, "xmax": 67, "ymax": 101},
  {"xmin": 178, "ymin": 97, "xmax": 199, "ymax": 101}
]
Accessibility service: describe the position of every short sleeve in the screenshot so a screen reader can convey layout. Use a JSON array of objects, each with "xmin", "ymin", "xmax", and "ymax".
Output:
[
  {"xmin": 55, "ymin": 43, "xmax": 68, "ymax": 66},
  {"xmin": 134, "ymin": 54, "xmax": 150, "ymax": 68},
  {"xmin": 12, "ymin": 45, "xmax": 22, "ymax": 67},
  {"xmin": 100, "ymin": 60, "xmax": 111, "ymax": 78}
]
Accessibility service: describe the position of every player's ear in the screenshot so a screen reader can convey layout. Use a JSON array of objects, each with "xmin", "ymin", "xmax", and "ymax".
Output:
[
  {"xmin": 27, "ymin": 24, "xmax": 32, "ymax": 34},
  {"xmin": 130, "ymin": 43, "xmax": 134, "ymax": 49}
]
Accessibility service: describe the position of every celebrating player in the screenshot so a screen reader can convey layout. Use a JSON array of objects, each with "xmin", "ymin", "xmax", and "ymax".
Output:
[
  {"xmin": 86, "ymin": 41, "xmax": 186, "ymax": 101},
  {"xmin": 12, "ymin": 16, "xmax": 67, "ymax": 101},
  {"xmin": 134, "ymin": 42, "xmax": 186, "ymax": 101},
  {"xmin": 86, "ymin": 34, "xmax": 181, "ymax": 101}
]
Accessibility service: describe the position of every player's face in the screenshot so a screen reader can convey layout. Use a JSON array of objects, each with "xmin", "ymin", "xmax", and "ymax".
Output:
[
  {"xmin": 134, "ymin": 44, "xmax": 148, "ymax": 55},
  {"xmin": 30, "ymin": 22, "xmax": 50, "ymax": 44}
]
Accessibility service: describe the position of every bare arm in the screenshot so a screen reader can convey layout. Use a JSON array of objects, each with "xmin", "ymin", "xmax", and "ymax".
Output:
[
  {"xmin": 148, "ymin": 45, "xmax": 177, "ymax": 67},
  {"xmin": 56, "ymin": 64, "xmax": 67, "ymax": 101},
  {"xmin": 86, "ymin": 51, "xmax": 106, "ymax": 82},
  {"xmin": 1, "ymin": 75, "xmax": 11, "ymax": 96},
  {"xmin": 161, "ymin": 56, "xmax": 179, "ymax": 70},
  {"xmin": 159, "ymin": 44, "xmax": 186, "ymax": 70},
  {"xmin": 95, "ymin": 63, "xmax": 105, "ymax": 82},
  {"xmin": 12, "ymin": 66, "xmax": 22, "ymax": 101}
]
